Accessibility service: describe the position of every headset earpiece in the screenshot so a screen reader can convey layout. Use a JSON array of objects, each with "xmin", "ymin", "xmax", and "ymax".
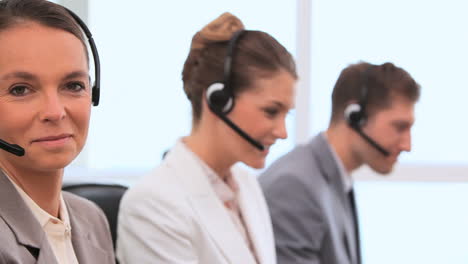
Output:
[
  {"xmin": 344, "ymin": 103, "xmax": 366, "ymax": 128},
  {"xmin": 206, "ymin": 82, "xmax": 234, "ymax": 114},
  {"xmin": 92, "ymin": 85, "xmax": 100, "ymax": 106}
]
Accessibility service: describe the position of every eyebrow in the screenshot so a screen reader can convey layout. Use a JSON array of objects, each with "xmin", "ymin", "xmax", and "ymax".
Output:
[
  {"xmin": 1, "ymin": 70, "xmax": 89, "ymax": 81},
  {"xmin": 1, "ymin": 71, "xmax": 37, "ymax": 81},
  {"xmin": 391, "ymin": 120, "xmax": 414, "ymax": 128},
  {"xmin": 63, "ymin": 71, "xmax": 89, "ymax": 80},
  {"xmin": 269, "ymin": 100, "xmax": 293, "ymax": 110}
]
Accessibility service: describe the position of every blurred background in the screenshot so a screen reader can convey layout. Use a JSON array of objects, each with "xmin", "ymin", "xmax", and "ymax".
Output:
[{"xmin": 58, "ymin": 0, "xmax": 468, "ymax": 263}]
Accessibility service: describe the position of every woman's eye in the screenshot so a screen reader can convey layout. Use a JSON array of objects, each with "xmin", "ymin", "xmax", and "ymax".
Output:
[
  {"xmin": 264, "ymin": 107, "xmax": 279, "ymax": 118},
  {"xmin": 66, "ymin": 82, "xmax": 85, "ymax": 92},
  {"xmin": 9, "ymin": 85, "xmax": 30, "ymax": 96}
]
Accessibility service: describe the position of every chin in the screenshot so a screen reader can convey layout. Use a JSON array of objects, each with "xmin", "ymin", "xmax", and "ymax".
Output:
[
  {"xmin": 27, "ymin": 152, "xmax": 78, "ymax": 171},
  {"xmin": 242, "ymin": 157, "xmax": 266, "ymax": 169},
  {"xmin": 371, "ymin": 163, "xmax": 394, "ymax": 175},
  {"xmin": 37, "ymin": 158, "xmax": 73, "ymax": 171}
]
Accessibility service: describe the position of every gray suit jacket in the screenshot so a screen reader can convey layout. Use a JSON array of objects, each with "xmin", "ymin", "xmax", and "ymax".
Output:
[
  {"xmin": 0, "ymin": 171, "xmax": 115, "ymax": 264},
  {"xmin": 260, "ymin": 133, "xmax": 360, "ymax": 264}
]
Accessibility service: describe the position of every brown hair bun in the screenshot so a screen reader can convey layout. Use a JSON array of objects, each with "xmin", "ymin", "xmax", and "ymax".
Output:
[{"xmin": 190, "ymin": 12, "xmax": 245, "ymax": 51}]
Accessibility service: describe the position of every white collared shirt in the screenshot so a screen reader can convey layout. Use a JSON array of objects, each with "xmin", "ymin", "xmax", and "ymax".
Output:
[
  {"xmin": 323, "ymin": 132, "xmax": 353, "ymax": 193},
  {"xmin": 5, "ymin": 173, "xmax": 79, "ymax": 264}
]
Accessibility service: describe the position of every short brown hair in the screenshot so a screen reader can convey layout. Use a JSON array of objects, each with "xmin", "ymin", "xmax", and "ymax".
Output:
[
  {"xmin": 182, "ymin": 13, "xmax": 297, "ymax": 124},
  {"xmin": 330, "ymin": 61, "xmax": 420, "ymax": 123},
  {"xmin": 0, "ymin": 0, "xmax": 87, "ymax": 58}
]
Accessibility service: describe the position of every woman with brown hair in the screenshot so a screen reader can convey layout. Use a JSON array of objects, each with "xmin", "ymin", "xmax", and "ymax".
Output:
[
  {"xmin": 0, "ymin": 0, "xmax": 114, "ymax": 263},
  {"xmin": 117, "ymin": 12, "xmax": 297, "ymax": 264}
]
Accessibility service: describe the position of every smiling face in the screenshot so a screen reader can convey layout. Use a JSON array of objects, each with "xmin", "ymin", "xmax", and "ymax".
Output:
[
  {"xmin": 220, "ymin": 70, "xmax": 296, "ymax": 169},
  {"xmin": 0, "ymin": 21, "xmax": 91, "ymax": 174},
  {"xmin": 352, "ymin": 96, "xmax": 415, "ymax": 174}
]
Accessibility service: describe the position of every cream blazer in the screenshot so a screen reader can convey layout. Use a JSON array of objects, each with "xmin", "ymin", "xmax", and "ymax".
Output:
[{"xmin": 116, "ymin": 141, "xmax": 276, "ymax": 264}]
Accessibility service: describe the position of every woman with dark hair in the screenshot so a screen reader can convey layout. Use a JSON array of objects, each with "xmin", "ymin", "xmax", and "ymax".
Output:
[
  {"xmin": 0, "ymin": 0, "xmax": 114, "ymax": 263},
  {"xmin": 117, "ymin": 13, "xmax": 297, "ymax": 264}
]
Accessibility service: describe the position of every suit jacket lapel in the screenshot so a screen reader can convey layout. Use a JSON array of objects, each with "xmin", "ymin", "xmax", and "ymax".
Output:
[
  {"xmin": 65, "ymin": 197, "xmax": 109, "ymax": 264},
  {"xmin": 35, "ymin": 240, "xmax": 59, "ymax": 264},
  {"xmin": 0, "ymin": 171, "xmax": 59, "ymax": 264},
  {"xmin": 189, "ymin": 195, "xmax": 257, "ymax": 264},
  {"xmin": 165, "ymin": 141, "xmax": 257, "ymax": 264},
  {"xmin": 311, "ymin": 134, "xmax": 358, "ymax": 264}
]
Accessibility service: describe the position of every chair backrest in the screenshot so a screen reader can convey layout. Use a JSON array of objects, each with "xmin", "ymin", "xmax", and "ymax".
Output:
[{"xmin": 62, "ymin": 183, "xmax": 128, "ymax": 249}]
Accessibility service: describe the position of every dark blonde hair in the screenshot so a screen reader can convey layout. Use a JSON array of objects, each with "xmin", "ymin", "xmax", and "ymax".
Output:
[
  {"xmin": 0, "ymin": 0, "xmax": 87, "ymax": 58},
  {"xmin": 182, "ymin": 13, "xmax": 297, "ymax": 124}
]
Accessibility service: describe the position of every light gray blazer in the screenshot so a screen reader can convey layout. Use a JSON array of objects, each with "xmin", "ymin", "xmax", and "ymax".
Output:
[
  {"xmin": 260, "ymin": 133, "xmax": 360, "ymax": 264},
  {"xmin": 0, "ymin": 171, "xmax": 115, "ymax": 264}
]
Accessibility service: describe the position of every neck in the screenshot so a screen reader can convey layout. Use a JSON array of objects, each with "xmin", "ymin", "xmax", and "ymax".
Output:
[
  {"xmin": 326, "ymin": 122, "xmax": 363, "ymax": 173},
  {"xmin": 184, "ymin": 124, "xmax": 234, "ymax": 180},
  {"xmin": 0, "ymin": 161, "xmax": 63, "ymax": 218}
]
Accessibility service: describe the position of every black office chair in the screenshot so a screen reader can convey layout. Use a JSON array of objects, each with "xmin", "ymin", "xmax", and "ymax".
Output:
[{"xmin": 62, "ymin": 183, "xmax": 128, "ymax": 250}]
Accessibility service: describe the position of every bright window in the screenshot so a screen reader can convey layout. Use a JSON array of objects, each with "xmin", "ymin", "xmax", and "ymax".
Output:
[
  {"xmin": 310, "ymin": 1, "xmax": 468, "ymax": 262},
  {"xmin": 309, "ymin": 0, "xmax": 468, "ymax": 166},
  {"xmin": 84, "ymin": 0, "xmax": 297, "ymax": 171}
]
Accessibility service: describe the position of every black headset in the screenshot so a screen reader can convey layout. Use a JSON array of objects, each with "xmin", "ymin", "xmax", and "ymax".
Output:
[
  {"xmin": 205, "ymin": 30, "xmax": 244, "ymax": 114},
  {"xmin": 65, "ymin": 8, "xmax": 101, "ymax": 107},
  {"xmin": 205, "ymin": 30, "xmax": 264, "ymax": 151},
  {"xmin": 0, "ymin": 6, "xmax": 100, "ymax": 157},
  {"xmin": 344, "ymin": 66, "xmax": 390, "ymax": 156}
]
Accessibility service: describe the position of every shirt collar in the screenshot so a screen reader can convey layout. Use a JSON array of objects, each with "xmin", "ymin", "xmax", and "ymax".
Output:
[
  {"xmin": 322, "ymin": 132, "xmax": 353, "ymax": 193},
  {"xmin": 179, "ymin": 139, "xmax": 238, "ymax": 204},
  {"xmin": 3, "ymin": 170, "xmax": 71, "ymax": 229}
]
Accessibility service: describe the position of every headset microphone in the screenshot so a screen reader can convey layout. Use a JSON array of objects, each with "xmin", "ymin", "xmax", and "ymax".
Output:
[
  {"xmin": 354, "ymin": 127, "xmax": 390, "ymax": 156},
  {"xmin": 344, "ymin": 67, "xmax": 390, "ymax": 157},
  {"xmin": 0, "ymin": 139, "xmax": 24, "ymax": 156},
  {"xmin": 206, "ymin": 30, "xmax": 265, "ymax": 152},
  {"xmin": 207, "ymin": 83, "xmax": 264, "ymax": 151}
]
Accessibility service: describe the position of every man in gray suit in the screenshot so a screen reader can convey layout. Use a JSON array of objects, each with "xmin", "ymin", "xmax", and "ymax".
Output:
[{"xmin": 260, "ymin": 62, "xmax": 421, "ymax": 264}]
